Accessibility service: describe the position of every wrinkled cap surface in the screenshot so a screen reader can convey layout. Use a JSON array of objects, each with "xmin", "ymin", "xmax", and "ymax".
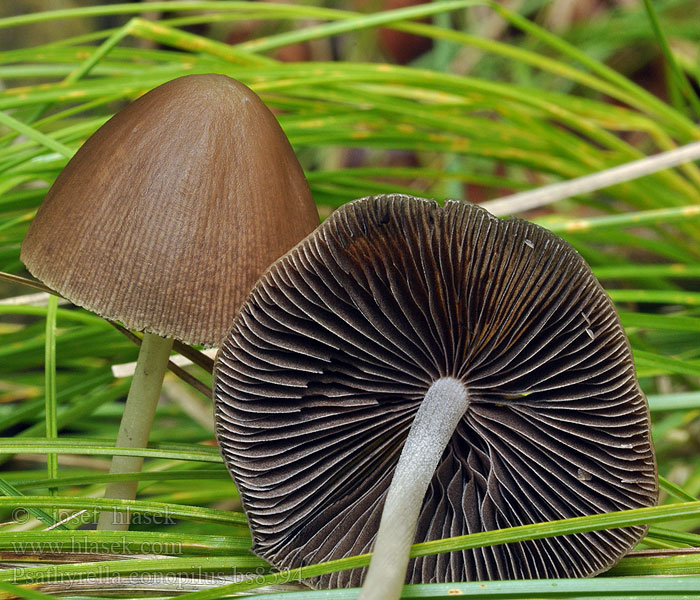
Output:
[
  {"xmin": 21, "ymin": 74, "xmax": 319, "ymax": 346},
  {"xmin": 214, "ymin": 194, "xmax": 657, "ymax": 587}
]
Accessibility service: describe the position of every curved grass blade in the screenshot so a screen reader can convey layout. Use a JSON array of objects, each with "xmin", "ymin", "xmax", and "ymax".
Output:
[{"xmin": 0, "ymin": 439, "xmax": 222, "ymax": 463}]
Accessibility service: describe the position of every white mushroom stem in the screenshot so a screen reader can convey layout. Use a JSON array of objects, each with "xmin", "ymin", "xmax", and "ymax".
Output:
[
  {"xmin": 358, "ymin": 377, "xmax": 469, "ymax": 600},
  {"xmin": 97, "ymin": 332, "xmax": 174, "ymax": 531}
]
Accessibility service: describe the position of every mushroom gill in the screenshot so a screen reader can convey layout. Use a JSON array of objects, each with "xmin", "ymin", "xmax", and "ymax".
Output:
[{"xmin": 214, "ymin": 194, "xmax": 657, "ymax": 589}]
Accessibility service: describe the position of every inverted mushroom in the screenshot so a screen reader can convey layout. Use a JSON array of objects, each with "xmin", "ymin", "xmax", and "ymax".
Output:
[
  {"xmin": 21, "ymin": 74, "xmax": 319, "ymax": 530},
  {"xmin": 214, "ymin": 194, "xmax": 657, "ymax": 592}
]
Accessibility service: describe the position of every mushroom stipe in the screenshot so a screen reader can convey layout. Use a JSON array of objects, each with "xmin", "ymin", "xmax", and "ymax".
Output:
[{"xmin": 214, "ymin": 194, "xmax": 657, "ymax": 592}]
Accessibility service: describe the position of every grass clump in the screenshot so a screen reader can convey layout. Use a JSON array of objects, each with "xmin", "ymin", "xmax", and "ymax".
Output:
[{"xmin": 1, "ymin": 1, "xmax": 700, "ymax": 598}]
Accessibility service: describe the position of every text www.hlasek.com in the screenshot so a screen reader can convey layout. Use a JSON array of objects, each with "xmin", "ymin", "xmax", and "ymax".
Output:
[{"xmin": 11, "ymin": 536, "xmax": 183, "ymax": 556}]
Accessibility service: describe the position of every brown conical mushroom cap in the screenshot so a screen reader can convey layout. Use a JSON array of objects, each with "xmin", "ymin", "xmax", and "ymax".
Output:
[
  {"xmin": 214, "ymin": 194, "xmax": 657, "ymax": 587},
  {"xmin": 21, "ymin": 74, "xmax": 319, "ymax": 345}
]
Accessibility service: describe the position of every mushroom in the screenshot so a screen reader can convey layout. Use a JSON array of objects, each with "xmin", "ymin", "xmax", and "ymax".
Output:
[
  {"xmin": 214, "ymin": 194, "xmax": 657, "ymax": 593},
  {"xmin": 20, "ymin": 74, "xmax": 319, "ymax": 530}
]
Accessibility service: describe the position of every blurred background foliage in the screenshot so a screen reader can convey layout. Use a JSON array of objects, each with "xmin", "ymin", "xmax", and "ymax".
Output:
[{"xmin": 1, "ymin": 1, "xmax": 700, "ymax": 598}]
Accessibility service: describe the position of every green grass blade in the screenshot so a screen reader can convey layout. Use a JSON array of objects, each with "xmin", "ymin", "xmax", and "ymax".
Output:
[
  {"xmin": 608, "ymin": 289, "xmax": 700, "ymax": 306},
  {"xmin": 0, "ymin": 581, "xmax": 58, "ymax": 600},
  {"xmin": 619, "ymin": 313, "xmax": 700, "ymax": 333},
  {"xmin": 647, "ymin": 525, "xmax": 700, "ymax": 546},
  {"xmin": 0, "ymin": 477, "xmax": 63, "ymax": 530},
  {"xmin": 607, "ymin": 555, "xmax": 700, "ymax": 577},
  {"xmin": 238, "ymin": 578, "xmax": 700, "ymax": 599},
  {"xmin": 43, "ymin": 294, "xmax": 58, "ymax": 501},
  {"xmin": 634, "ymin": 349, "xmax": 700, "ymax": 378},
  {"xmin": 0, "ymin": 439, "xmax": 222, "ymax": 463},
  {"xmin": 658, "ymin": 476, "xmax": 698, "ymax": 502},
  {"xmin": 593, "ymin": 264, "xmax": 700, "ymax": 280},
  {"xmin": 127, "ymin": 18, "xmax": 272, "ymax": 66},
  {"xmin": 546, "ymin": 205, "xmax": 700, "ymax": 235},
  {"xmin": 647, "ymin": 392, "xmax": 700, "ymax": 413},
  {"xmin": 12, "ymin": 469, "xmax": 230, "ymax": 491},
  {"xmin": 0, "ymin": 111, "xmax": 73, "ymax": 158},
  {"xmin": 642, "ymin": 0, "xmax": 700, "ymax": 119}
]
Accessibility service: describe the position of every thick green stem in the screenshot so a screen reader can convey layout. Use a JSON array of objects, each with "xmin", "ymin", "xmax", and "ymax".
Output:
[
  {"xmin": 358, "ymin": 377, "xmax": 469, "ymax": 600},
  {"xmin": 97, "ymin": 332, "xmax": 173, "ymax": 531}
]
